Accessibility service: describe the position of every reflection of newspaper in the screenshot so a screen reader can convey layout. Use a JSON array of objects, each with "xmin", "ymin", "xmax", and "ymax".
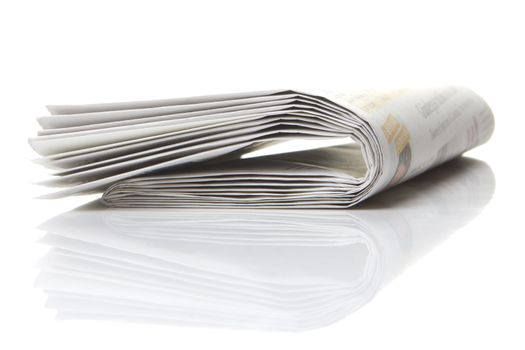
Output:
[
  {"xmin": 35, "ymin": 158, "xmax": 494, "ymax": 330},
  {"xmin": 29, "ymin": 86, "xmax": 494, "ymax": 207}
]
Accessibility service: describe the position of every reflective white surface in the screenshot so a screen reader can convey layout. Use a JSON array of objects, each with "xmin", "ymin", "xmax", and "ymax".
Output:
[
  {"xmin": 35, "ymin": 158, "xmax": 494, "ymax": 331},
  {"xmin": 3, "ymin": 1, "xmax": 525, "ymax": 348}
]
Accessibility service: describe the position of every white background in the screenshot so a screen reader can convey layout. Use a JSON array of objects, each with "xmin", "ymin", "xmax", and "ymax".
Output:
[{"xmin": 1, "ymin": 0, "xmax": 524, "ymax": 349}]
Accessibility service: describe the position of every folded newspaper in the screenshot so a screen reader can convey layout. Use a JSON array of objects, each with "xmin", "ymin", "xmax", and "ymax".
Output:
[{"xmin": 29, "ymin": 86, "xmax": 494, "ymax": 208}]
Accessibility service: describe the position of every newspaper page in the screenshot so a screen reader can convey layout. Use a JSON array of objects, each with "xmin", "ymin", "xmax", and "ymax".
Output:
[{"xmin": 328, "ymin": 86, "xmax": 494, "ymax": 195}]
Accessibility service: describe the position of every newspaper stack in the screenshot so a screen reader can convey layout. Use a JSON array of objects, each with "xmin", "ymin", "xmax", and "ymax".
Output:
[{"xmin": 29, "ymin": 87, "xmax": 494, "ymax": 207}]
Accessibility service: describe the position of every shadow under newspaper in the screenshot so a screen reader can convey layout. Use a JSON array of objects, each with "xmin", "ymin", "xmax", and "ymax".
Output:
[{"xmin": 35, "ymin": 157, "xmax": 495, "ymax": 331}]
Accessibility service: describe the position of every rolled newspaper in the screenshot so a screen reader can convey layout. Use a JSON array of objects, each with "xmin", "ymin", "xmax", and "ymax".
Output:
[{"xmin": 29, "ymin": 86, "xmax": 494, "ymax": 207}]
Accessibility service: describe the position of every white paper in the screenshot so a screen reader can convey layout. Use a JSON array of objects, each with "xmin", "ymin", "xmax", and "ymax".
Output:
[{"xmin": 29, "ymin": 86, "xmax": 495, "ymax": 207}]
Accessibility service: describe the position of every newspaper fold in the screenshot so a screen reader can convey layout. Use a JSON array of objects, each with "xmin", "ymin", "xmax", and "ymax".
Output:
[{"xmin": 29, "ymin": 86, "xmax": 494, "ymax": 207}]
